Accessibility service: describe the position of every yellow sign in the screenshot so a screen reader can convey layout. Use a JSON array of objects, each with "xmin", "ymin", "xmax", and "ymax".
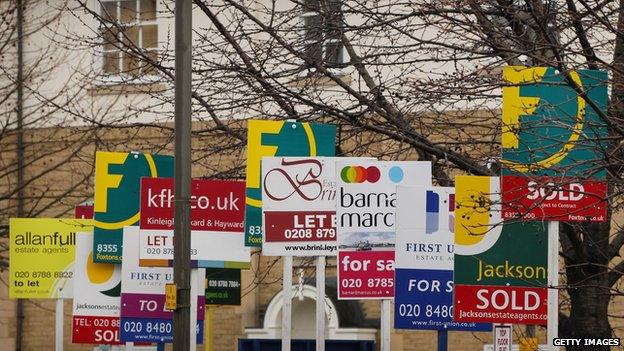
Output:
[
  {"xmin": 165, "ymin": 283, "xmax": 177, "ymax": 310},
  {"xmin": 9, "ymin": 218, "xmax": 92, "ymax": 298}
]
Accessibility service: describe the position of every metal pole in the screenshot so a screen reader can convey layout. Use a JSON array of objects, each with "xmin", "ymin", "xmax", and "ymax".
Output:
[
  {"xmin": 547, "ymin": 221, "xmax": 560, "ymax": 351},
  {"xmin": 55, "ymin": 299, "xmax": 63, "ymax": 351},
  {"xmin": 437, "ymin": 330, "xmax": 448, "ymax": 351},
  {"xmin": 316, "ymin": 256, "xmax": 325, "ymax": 351},
  {"xmin": 15, "ymin": 0, "xmax": 25, "ymax": 349},
  {"xmin": 282, "ymin": 256, "xmax": 293, "ymax": 351},
  {"xmin": 380, "ymin": 300, "xmax": 391, "ymax": 351},
  {"xmin": 190, "ymin": 269, "xmax": 198, "ymax": 351},
  {"xmin": 173, "ymin": 0, "xmax": 192, "ymax": 349}
]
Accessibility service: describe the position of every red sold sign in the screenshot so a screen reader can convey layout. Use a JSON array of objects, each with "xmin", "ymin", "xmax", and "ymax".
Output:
[
  {"xmin": 72, "ymin": 316, "xmax": 122, "ymax": 344},
  {"xmin": 502, "ymin": 176, "xmax": 607, "ymax": 222},
  {"xmin": 454, "ymin": 285, "xmax": 547, "ymax": 324}
]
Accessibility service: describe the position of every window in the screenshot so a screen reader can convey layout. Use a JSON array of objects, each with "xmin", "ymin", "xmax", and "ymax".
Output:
[
  {"xmin": 301, "ymin": 0, "xmax": 344, "ymax": 69},
  {"xmin": 100, "ymin": 0, "xmax": 158, "ymax": 77}
]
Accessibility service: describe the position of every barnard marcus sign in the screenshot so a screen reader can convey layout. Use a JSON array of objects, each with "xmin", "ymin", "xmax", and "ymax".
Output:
[
  {"xmin": 336, "ymin": 160, "xmax": 431, "ymax": 299},
  {"xmin": 500, "ymin": 66, "xmax": 608, "ymax": 222},
  {"xmin": 453, "ymin": 176, "xmax": 548, "ymax": 325}
]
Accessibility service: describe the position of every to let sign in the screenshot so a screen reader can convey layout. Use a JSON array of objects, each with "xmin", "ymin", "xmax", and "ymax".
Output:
[{"xmin": 139, "ymin": 177, "xmax": 250, "ymax": 268}]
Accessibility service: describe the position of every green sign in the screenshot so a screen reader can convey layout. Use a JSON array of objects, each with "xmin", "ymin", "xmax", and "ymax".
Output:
[
  {"xmin": 244, "ymin": 120, "xmax": 336, "ymax": 246},
  {"xmin": 93, "ymin": 151, "xmax": 173, "ymax": 263},
  {"xmin": 501, "ymin": 66, "xmax": 608, "ymax": 177},
  {"xmin": 205, "ymin": 268, "xmax": 241, "ymax": 305}
]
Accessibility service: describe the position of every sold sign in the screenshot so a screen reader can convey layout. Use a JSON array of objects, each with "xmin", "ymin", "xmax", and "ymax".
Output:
[{"xmin": 500, "ymin": 66, "xmax": 608, "ymax": 222}]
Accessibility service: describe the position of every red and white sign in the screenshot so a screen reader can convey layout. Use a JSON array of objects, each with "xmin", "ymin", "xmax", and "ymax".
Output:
[
  {"xmin": 72, "ymin": 232, "xmax": 123, "ymax": 344},
  {"xmin": 338, "ymin": 251, "xmax": 395, "ymax": 298},
  {"xmin": 454, "ymin": 285, "xmax": 547, "ymax": 325},
  {"xmin": 493, "ymin": 324, "xmax": 513, "ymax": 351},
  {"xmin": 139, "ymin": 177, "xmax": 250, "ymax": 267},
  {"xmin": 502, "ymin": 176, "xmax": 607, "ymax": 222},
  {"xmin": 336, "ymin": 160, "xmax": 431, "ymax": 299},
  {"xmin": 262, "ymin": 157, "xmax": 345, "ymax": 256}
]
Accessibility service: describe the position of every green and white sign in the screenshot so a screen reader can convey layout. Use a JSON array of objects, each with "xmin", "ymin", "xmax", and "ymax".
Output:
[{"xmin": 93, "ymin": 151, "xmax": 173, "ymax": 263}]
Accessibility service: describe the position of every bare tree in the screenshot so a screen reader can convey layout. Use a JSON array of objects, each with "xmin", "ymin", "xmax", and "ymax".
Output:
[{"xmin": 4, "ymin": 0, "xmax": 624, "ymax": 349}]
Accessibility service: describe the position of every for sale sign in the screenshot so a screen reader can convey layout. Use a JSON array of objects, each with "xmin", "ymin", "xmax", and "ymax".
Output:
[
  {"xmin": 394, "ymin": 187, "xmax": 490, "ymax": 331},
  {"xmin": 244, "ymin": 120, "xmax": 336, "ymax": 247},
  {"xmin": 453, "ymin": 176, "xmax": 548, "ymax": 325},
  {"xmin": 336, "ymin": 160, "xmax": 431, "ymax": 299},
  {"xmin": 262, "ymin": 157, "xmax": 348, "ymax": 256},
  {"xmin": 9, "ymin": 218, "xmax": 92, "ymax": 299},
  {"xmin": 139, "ymin": 177, "xmax": 250, "ymax": 268},
  {"xmin": 93, "ymin": 151, "xmax": 173, "ymax": 263},
  {"xmin": 120, "ymin": 227, "xmax": 204, "ymax": 343},
  {"xmin": 72, "ymin": 232, "xmax": 123, "ymax": 344},
  {"xmin": 501, "ymin": 66, "xmax": 608, "ymax": 222}
]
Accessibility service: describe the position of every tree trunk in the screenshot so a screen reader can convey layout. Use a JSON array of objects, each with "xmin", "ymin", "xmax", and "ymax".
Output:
[{"xmin": 561, "ymin": 222, "xmax": 612, "ymax": 351}]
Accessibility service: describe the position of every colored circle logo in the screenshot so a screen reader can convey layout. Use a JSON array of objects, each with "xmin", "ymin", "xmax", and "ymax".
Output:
[
  {"xmin": 388, "ymin": 166, "xmax": 404, "ymax": 183},
  {"xmin": 341, "ymin": 166, "xmax": 381, "ymax": 183}
]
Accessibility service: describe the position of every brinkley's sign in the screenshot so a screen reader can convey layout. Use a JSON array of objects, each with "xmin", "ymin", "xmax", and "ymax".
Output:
[
  {"xmin": 244, "ymin": 120, "xmax": 336, "ymax": 247},
  {"xmin": 500, "ymin": 66, "xmax": 608, "ymax": 222}
]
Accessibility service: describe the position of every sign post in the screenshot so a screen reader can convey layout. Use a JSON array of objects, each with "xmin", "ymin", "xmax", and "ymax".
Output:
[
  {"xmin": 10, "ymin": 218, "xmax": 92, "ymax": 351},
  {"xmin": 493, "ymin": 324, "xmax": 513, "ymax": 351},
  {"xmin": 56, "ymin": 298, "xmax": 63, "ymax": 351},
  {"xmin": 282, "ymin": 256, "xmax": 293, "ymax": 351},
  {"xmin": 380, "ymin": 300, "xmax": 391, "ymax": 351},
  {"xmin": 261, "ymin": 156, "xmax": 346, "ymax": 351},
  {"xmin": 316, "ymin": 256, "xmax": 325, "ymax": 351},
  {"xmin": 437, "ymin": 330, "xmax": 447, "ymax": 351},
  {"xmin": 548, "ymin": 221, "xmax": 560, "ymax": 351}
]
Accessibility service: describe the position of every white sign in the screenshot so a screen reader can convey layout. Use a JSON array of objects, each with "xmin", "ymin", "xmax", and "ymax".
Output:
[
  {"xmin": 121, "ymin": 227, "xmax": 205, "ymax": 343},
  {"xmin": 262, "ymin": 157, "xmax": 356, "ymax": 256},
  {"xmin": 395, "ymin": 186, "xmax": 455, "ymax": 270},
  {"xmin": 494, "ymin": 324, "xmax": 513, "ymax": 351},
  {"xmin": 72, "ymin": 232, "xmax": 123, "ymax": 344},
  {"xmin": 336, "ymin": 160, "xmax": 431, "ymax": 299}
]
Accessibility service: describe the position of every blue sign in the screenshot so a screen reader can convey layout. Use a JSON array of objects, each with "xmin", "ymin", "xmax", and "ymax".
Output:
[
  {"xmin": 394, "ymin": 269, "xmax": 490, "ymax": 331},
  {"xmin": 394, "ymin": 186, "xmax": 492, "ymax": 331},
  {"xmin": 120, "ymin": 318, "xmax": 204, "ymax": 343}
]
